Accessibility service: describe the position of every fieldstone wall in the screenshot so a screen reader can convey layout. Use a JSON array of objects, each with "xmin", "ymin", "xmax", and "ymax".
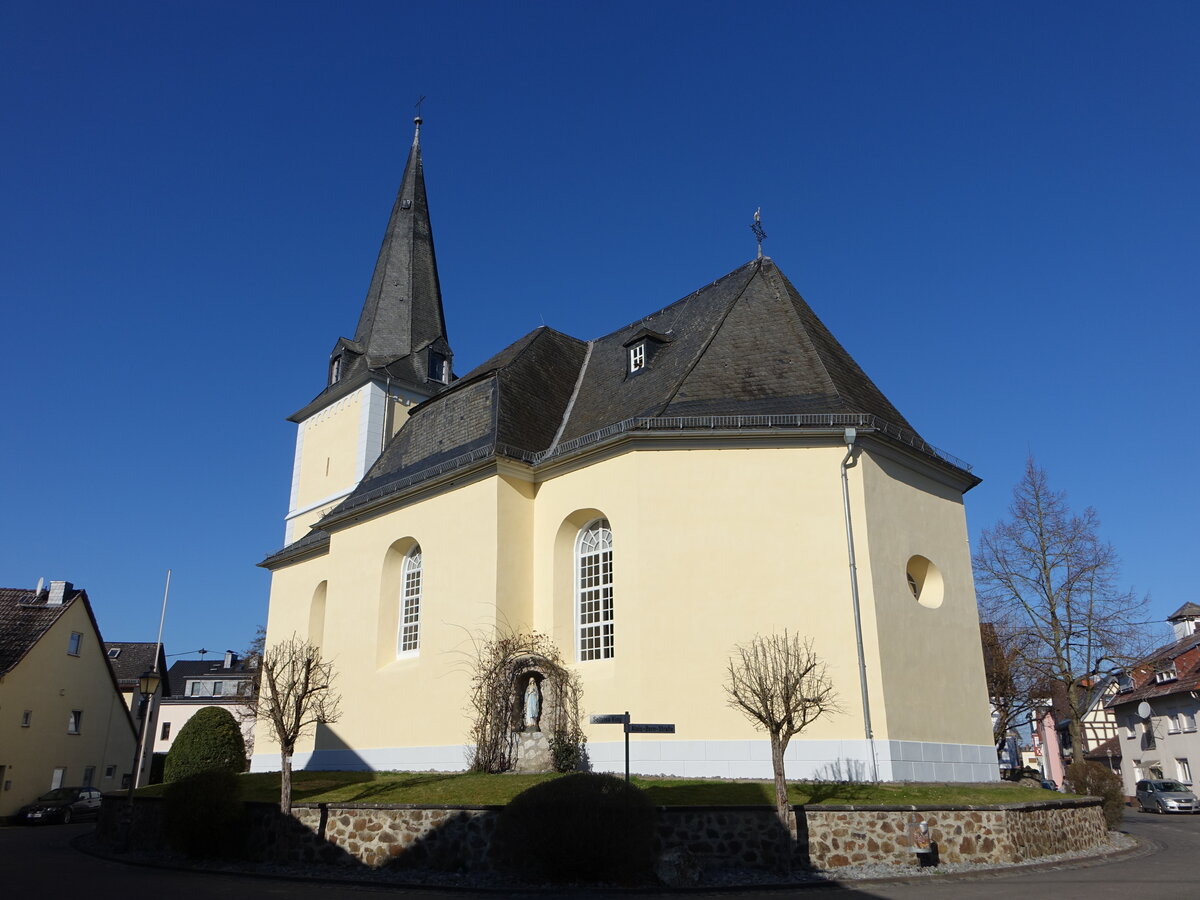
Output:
[
  {"xmin": 800, "ymin": 800, "xmax": 1106, "ymax": 868},
  {"xmin": 100, "ymin": 795, "xmax": 1106, "ymax": 873}
]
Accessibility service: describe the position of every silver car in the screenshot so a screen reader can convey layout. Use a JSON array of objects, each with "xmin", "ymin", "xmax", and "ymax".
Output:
[{"xmin": 1135, "ymin": 779, "xmax": 1199, "ymax": 813}]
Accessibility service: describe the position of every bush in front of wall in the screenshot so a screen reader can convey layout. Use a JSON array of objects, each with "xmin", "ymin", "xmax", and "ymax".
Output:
[
  {"xmin": 162, "ymin": 768, "xmax": 245, "ymax": 857},
  {"xmin": 491, "ymin": 772, "xmax": 656, "ymax": 883},
  {"xmin": 1064, "ymin": 760, "xmax": 1125, "ymax": 828},
  {"xmin": 163, "ymin": 706, "xmax": 246, "ymax": 783}
]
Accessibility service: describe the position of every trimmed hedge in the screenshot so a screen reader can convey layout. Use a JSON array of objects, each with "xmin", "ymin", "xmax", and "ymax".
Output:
[
  {"xmin": 163, "ymin": 706, "xmax": 246, "ymax": 783},
  {"xmin": 491, "ymin": 772, "xmax": 656, "ymax": 882}
]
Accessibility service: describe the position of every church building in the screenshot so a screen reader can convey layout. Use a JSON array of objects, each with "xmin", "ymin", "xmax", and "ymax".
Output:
[{"xmin": 256, "ymin": 119, "xmax": 998, "ymax": 782}]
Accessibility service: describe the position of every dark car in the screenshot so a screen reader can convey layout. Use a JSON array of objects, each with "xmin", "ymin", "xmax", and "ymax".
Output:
[{"xmin": 14, "ymin": 787, "xmax": 103, "ymax": 824}]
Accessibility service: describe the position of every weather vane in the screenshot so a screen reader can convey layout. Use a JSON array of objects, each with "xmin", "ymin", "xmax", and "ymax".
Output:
[{"xmin": 750, "ymin": 208, "xmax": 767, "ymax": 259}]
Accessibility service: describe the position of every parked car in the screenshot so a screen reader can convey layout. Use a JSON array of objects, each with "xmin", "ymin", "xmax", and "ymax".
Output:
[
  {"xmin": 1040, "ymin": 779, "xmax": 1058, "ymax": 791},
  {"xmin": 1135, "ymin": 779, "xmax": 1199, "ymax": 814},
  {"xmin": 14, "ymin": 787, "xmax": 103, "ymax": 824}
]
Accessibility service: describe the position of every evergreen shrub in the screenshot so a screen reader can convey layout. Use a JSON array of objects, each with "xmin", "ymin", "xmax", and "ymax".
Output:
[
  {"xmin": 1064, "ymin": 760, "xmax": 1125, "ymax": 829},
  {"xmin": 162, "ymin": 768, "xmax": 245, "ymax": 857},
  {"xmin": 163, "ymin": 706, "xmax": 246, "ymax": 783},
  {"xmin": 491, "ymin": 772, "xmax": 656, "ymax": 882}
]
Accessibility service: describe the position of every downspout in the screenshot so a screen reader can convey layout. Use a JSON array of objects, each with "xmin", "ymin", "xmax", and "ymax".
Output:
[
  {"xmin": 841, "ymin": 428, "xmax": 879, "ymax": 781},
  {"xmin": 382, "ymin": 374, "xmax": 392, "ymax": 456}
]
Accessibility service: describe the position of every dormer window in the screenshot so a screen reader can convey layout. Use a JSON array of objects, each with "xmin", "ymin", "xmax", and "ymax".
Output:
[
  {"xmin": 428, "ymin": 351, "xmax": 448, "ymax": 383},
  {"xmin": 622, "ymin": 328, "xmax": 671, "ymax": 377},
  {"xmin": 1155, "ymin": 664, "xmax": 1178, "ymax": 683},
  {"xmin": 330, "ymin": 355, "xmax": 342, "ymax": 384},
  {"xmin": 629, "ymin": 343, "xmax": 646, "ymax": 373}
]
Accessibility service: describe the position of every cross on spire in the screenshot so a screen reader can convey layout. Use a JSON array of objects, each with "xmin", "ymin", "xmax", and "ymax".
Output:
[{"xmin": 750, "ymin": 208, "xmax": 767, "ymax": 259}]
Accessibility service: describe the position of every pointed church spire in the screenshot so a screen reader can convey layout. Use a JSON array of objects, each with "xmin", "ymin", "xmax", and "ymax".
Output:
[{"xmin": 353, "ymin": 116, "xmax": 450, "ymax": 382}]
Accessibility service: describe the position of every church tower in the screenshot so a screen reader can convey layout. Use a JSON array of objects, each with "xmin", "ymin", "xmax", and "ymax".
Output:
[{"xmin": 282, "ymin": 118, "xmax": 453, "ymax": 543}]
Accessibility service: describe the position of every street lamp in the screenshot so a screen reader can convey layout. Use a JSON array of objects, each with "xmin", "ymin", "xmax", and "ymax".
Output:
[{"xmin": 122, "ymin": 668, "xmax": 161, "ymax": 849}]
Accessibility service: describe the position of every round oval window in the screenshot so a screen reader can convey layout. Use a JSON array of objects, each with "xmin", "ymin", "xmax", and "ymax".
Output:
[{"xmin": 906, "ymin": 555, "xmax": 944, "ymax": 609}]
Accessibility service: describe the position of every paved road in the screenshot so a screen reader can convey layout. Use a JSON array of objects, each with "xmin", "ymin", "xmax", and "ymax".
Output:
[{"xmin": 0, "ymin": 810, "xmax": 1196, "ymax": 899}]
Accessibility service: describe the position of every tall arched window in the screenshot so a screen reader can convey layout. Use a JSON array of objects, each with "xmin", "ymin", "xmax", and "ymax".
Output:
[
  {"xmin": 576, "ymin": 518, "xmax": 614, "ymax": 660},
  {"xmin": 398, "ymin": 545, "xmax": 422, "ymax": 656}
]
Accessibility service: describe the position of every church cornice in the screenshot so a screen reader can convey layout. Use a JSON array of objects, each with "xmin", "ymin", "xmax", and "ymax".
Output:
[{"xmin": 291, "ymin": 413, "xmax": 976, "ymax": 538}]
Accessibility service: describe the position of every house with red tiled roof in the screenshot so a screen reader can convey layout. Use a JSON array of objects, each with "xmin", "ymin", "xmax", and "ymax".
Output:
[{"xmin": 1107, "ymin": 604, "xmax": 1200, "ymax": 796}]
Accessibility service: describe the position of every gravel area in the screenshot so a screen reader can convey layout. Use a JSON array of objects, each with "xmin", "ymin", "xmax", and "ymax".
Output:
[{"xmin": 79, "ymin": 831, "xmax": 1138, "ymax": 891}]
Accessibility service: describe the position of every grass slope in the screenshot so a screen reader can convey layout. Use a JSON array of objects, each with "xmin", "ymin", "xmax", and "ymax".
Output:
[{"xmin": 136, "ymin": 771, "xmax": 1064, "ymax": 806}]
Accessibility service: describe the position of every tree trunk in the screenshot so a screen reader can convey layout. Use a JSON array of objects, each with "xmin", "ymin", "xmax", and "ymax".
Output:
[
  {"xmin": 280, "ymin": 749, "xmax": 293, "ymax": 815},
  {"xmin": 769, "ymin": 733, "xmax": 794, "ymax": 874},
  {"xmin": 769, "ymin": 733, "xmax": 789, "ymax": 826},
  {"xmin": 1068, "ymin": 715, "xmax": 1086, "ymax": 767}
]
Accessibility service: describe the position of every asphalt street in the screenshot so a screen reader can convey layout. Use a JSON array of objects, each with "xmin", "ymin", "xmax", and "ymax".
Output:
[{"xmin": 0, "ymin": 810, "xmax": 1195, "ymax": 899}]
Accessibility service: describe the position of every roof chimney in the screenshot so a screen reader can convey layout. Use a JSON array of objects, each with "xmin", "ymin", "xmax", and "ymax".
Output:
[
  {"xmin": 47, "ymin": 581, "xmax": 73, "ymax": 606},
  {"xmin": 224, "ymin": 650, "xmax": 237, "ymax": 669}
]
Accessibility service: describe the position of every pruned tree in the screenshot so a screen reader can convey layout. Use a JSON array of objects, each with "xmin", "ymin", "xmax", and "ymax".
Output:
[
  {"xmin": 725, "ymin": 631, "xmax": 838, "ymax": 829},
  {"xmin": 973, "ymin": 458, "xmax": 1150, "ymax": 766},
  {"xmin": 980, "ymin": 622, "xmax": 1039, "ymax": 764},
  {"xmin": 248, "ymin": 635, "xmax": 341, "ymax": 813}
]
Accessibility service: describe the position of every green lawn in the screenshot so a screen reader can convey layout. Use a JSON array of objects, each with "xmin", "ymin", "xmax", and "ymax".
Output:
[{"xmin": 136, "ymin": 770, "xmax": 1065, "ymax": 806}]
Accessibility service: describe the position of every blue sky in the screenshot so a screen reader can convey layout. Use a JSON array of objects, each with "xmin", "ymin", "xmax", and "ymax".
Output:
[{"xmin": 2, "ymin": 1, "xmax": 1196, "ymax": 661}]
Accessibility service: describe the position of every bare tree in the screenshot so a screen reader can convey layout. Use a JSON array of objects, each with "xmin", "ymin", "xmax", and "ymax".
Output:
[
  {"xmin": 980, "ymin": 622, "xmax": 1039, "ymax": 764},
  {"xmin": 973, "ymin": 458, "xmax": 1149, "ymax": 766},
  {"xmin": 725, "ymin": 631, "xmax": 838, "ymax": 828},
  {"xmin": 249, "ymin": 635, "xmax": 341, "ymax": 813}
]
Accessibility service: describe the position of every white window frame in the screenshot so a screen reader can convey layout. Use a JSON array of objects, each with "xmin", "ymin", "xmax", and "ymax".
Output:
[
  {"xmin": 67, "ymin": 632, "xmax": 82, "ymax": 656},
  {"xmin": 1178, "ymin": 758, "xmax": 1193, "ymax": 783},
  {"xmin": 104, "ymin": 765, "xmax": 116, "ymax": 779},
  {"xmin": 629, "ymin": 343, "xmax": 646, "ymax": 373},
  {"xmin": 51, "ymin": 767, "xmax": 66, "ymax": 789},
  {"xmin": 21, "ymin": 710, "xmax": 32, "ymax": 727},
  {"xmin": 576, "ymin": 518, "xmax": 614, "ymax": 661},
  {"xmin": 1156, "ymin": 664, "xmax": 1178, "ymax": 683},
  {"xmin": 397, "ymin": 545, "xmax": 422, "ymax": 657},
  {"xmin": 190, "ymin": 681, "xmax": 203, "ymax": 696},
  {"xmin": 1123, "ymin": 716, "xmax": 1136, "ymax": 739},
  {"xmin": 1168, "ymin": 713, "xmax": 1181, "ymax": 734},
  {"xmin": 67, "ymin": 710, "xmax": 82, "ymax": 734},
  {"xmin": 1184, "ymin": 712, "xmax": 1197, "ymax": 733},
  {"xmin": 212, "ymin": 681, "xmax": 224, "ymax": 697}
]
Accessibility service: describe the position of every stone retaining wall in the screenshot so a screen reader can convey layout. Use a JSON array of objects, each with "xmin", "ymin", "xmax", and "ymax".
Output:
[{"xmin": 99, "ymin": 795, "xmax": 1106, "ymax": 872}]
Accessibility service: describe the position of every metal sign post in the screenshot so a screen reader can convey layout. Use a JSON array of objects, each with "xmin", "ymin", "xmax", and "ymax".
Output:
[{"xmin": 589, "ymin": 712, "xmax": 676, "ymax": 782}]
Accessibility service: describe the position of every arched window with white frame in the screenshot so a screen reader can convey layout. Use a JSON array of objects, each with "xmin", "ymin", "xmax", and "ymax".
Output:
[
  {"xmin": 398, "ymin": 545, "xmax": 422, "ymax": 656},
  {"xmin": 576, "ymin": 518, "xmax": 614, "ymax": 660}
]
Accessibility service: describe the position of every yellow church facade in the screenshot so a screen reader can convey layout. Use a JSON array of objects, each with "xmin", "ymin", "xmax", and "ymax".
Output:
[{"xmin": 256, "ymin": 120, "xmax": 996, "ymax": 782}]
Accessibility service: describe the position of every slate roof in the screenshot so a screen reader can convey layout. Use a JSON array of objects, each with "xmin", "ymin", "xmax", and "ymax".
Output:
[
  {"xmin": 261, "ymin": 252, "xmax": 976, "ymax": 569},
  {"xmin": 167, "ymin": 655, "xmax": 255, "ymax": 683},
  {"xmin": 104, "ymin": 642, "xmax": 171, "ymax": 695},
  {"xmin": 0, "ymin": 587, "xmax": 73, "ymax": 674},
  {"xmin": 289, "ymin": 118, "xmax": 451, "ymax": 422},
  {"xmin": 1168, "ymin": 602, "xmax": 1200, "ymax": 621}
]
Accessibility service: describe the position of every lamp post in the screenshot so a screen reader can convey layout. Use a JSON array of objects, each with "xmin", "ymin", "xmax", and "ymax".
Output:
[{"xmin": 122, "ymin": 668, "xmax": 161, "ymax": 849}]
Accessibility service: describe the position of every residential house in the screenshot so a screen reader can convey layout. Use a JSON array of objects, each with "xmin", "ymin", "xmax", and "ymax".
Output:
[
  {"xmin": 153, "ymin": 650, "xmax": 256, "ymax": 763},
  {"xmin": 255, "ymin": 119, "xmax": 998, "ymax": 782},
  {"xmin": 0, "ymin": 582, "xmax": 136, "ymax": 819},
  {"xmin": 1108, "ymin": 603, "xmax": 1200, "ymax": 797},
  {"xmin": 104, "ymin": 641, "xmax": 170, "ymax": 786}
]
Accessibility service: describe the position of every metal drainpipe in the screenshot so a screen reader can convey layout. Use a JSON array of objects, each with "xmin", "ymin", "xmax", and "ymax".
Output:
[{"xmin": 841, "ymin": 428, "xmax": 879, "ymax": 781}]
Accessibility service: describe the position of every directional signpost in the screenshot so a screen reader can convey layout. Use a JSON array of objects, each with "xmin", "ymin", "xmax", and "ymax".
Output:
[{"xmin": 589, "ymin": 711, "xmax": 676, "ymax": 782}]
